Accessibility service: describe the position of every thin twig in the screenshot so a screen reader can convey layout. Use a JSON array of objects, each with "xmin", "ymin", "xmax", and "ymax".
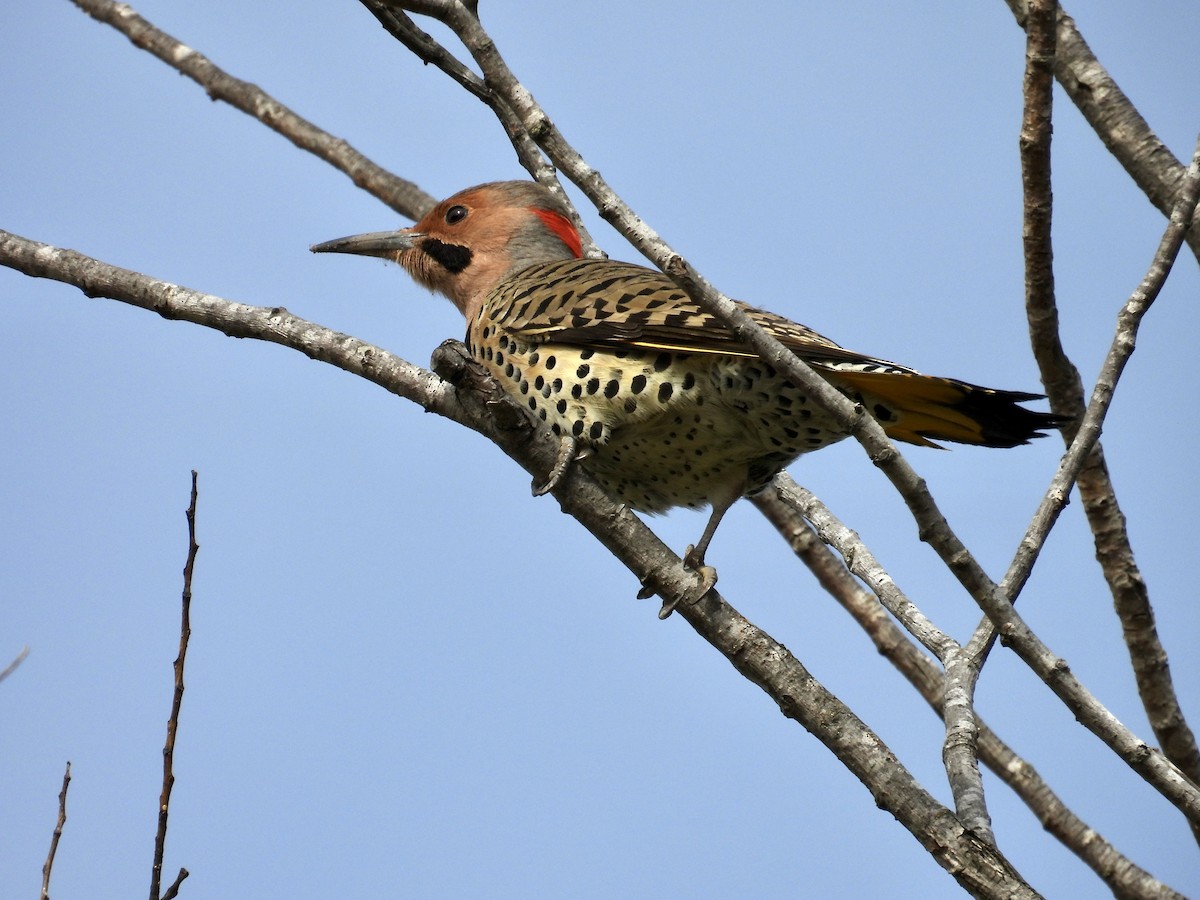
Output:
[
  {"xmin": 959, "ymin": 139, "xmax": 1200, "ymax": 825},
  {"xmin": 941, "ymin": 0, "xmax": 1059, "ymax": 844},
  {"xmin": 1003, "ymin": 0, "xmax": 1200, "ymax": 262},
  {"xmin": 754, "ymin": 483, "xmax": 1187, "ymax": 900},
  {"xmin": 1006, "ymin": 0, "xmax": 1200, "ymax": 818},
  {"xmin": 0, "ymin": 645, "xmax": 30, "ymax": 683},
  {"xmin": 70, "ymin": 0, "xmax": 434, "ymax": 220},
  {"xmin": 40, "ymin": 761, "xmax": 71, "ymax": 900},
  {"xmin": 161, "ymin": 868, "xmax": 190, "ymax": 900},
  {"xmin": 986, "ymin": 132, "xmax": 1200, "ymax": 640},
  {"xmin": 355, "ymin": 1, "xmax": 600, "ymax": 252},
  {"xmin": 149, "ymin": 471, "xmax": 199, "ymax": 900}
]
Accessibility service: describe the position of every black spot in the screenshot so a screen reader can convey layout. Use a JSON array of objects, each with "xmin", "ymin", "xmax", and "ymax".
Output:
[
  {"xmin": 421, "ymin": 239, "xmax": 472, "ymax": 273},
  {"xmin": 545, "ymin": 355, "xmax": 557, "ymax": 370},
  {"xmin": 534, "ymin": 375, "xmax": 545, "ymax": 390},
  {"xmin": 538, "ymin": 408, "xmax": 547, "ymax": 421},
  {"xmin": 551, "ymin": 423, "xmax": 561, "ymax": 435},
  {"xmin": 571, "ymin": 384, "xmax": 583, "ymax": 399},
  {"xmin": 556, "ymin": 399, "xmax": 568, "ymax": 414},
  {"xmin": 495, "ymin": 351, "xmax": 504, "ymax": 366},
  {"xmin": 653, "ymin": 353, "xmax": 672, "ymax": 372},
  {"xmin": 498, "ymin": 335, "xmax": 510, "ymax": 350},
  {"xmin": 589, "ymin": 422, "xmax": 604, "ymax": 441},
  {"xmin": 576, "ymin": 364, "xmax": 590, "ymax": 378},
  {"xmin": 528, "ymin": 351, "xmax": 540, "ymax": 366},
  {"xmin": 682, "ymin": 373, "xmax": 696, "ymax": 390},
  {"xmin": 551, "ymin": 378, "xmax": 563, "ymax": 393},
  {"xmin": 579, "ymin": 349, "xmax": 594, "ymax": 360},
  {"xmin": 624, "ymin": 398, "xmax": 637, "ymax": 413},
  {"xmin": 503, "ymin": 362, "xmax": 515, "ymax": 378},
  {"xmin": 658, "ymin": 382, "xmax": 674, "ymax": 402},
  {"xmin": 519, "ymin": 381, "xmax": 530, "ymax": 395},
  {"xmin": 603, "ymin": 380, "xmax": 620, "ymax": 398},
  {"xmin": 528, "ymin": 397, "xmax": 537, "ymax": 410},
  {"xmin": 630, "ymin": 374, "xmax": 647, "ymax": 394},
  {"xmin": 571, "ymin": 420, "xmax": 585, "ymax": 437},
  {"xmin": 586, "ymin": 378, "xmax": 601, "ymax": 395}
]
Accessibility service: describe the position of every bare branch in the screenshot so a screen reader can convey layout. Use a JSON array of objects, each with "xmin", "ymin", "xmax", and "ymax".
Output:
[
  {"xmin": 954, "ymin": 139, "xmax": 1200, "ymax": 828},
  {"xmin": 1008, "ymin": 1, "xmax": 1200, "ymax": 832},
  {"xmin": 1003, "ymin": 0, "xmax": 1200, "ymax": 262},
  {"xmin": 70, "ymin": 0, "xmax": 434, "ymax": 220},
  {"xmin": 149, "ymin": 471, "xmax": 199, "ymax": 900},
  {"xmin": 161, "ymin": 869, "xmax": 189, "ymax": 900},
  {"xmin": 1004, "ymin": 0, "xmax": 1200, "ymax": 812},
  {"xmin": 356, "ymin": 0, "xmax": 599, "ymax": 250},
  {"xmin": 0, "ymin": 645, "xmax": 30, "ymax": 684},
  {"xmin": 40, "ymin": 762, "xmax": 71, "ymax": 900},
  {"xmin": 941, "ymin": 0, "xmax": 1059, "ymax": 843},
  {"xmin": 1080, "ymin": 442, "xmax": 1200, "ymax": 795},
  {"xmin": 754, "ymin": 484, "xmax": 1188, "ymax": 900}
]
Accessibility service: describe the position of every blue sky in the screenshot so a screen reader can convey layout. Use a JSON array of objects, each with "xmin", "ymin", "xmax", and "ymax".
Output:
[{"xmin": 3, "ymin": 2, "xmax": 1198, "ymax": 897}]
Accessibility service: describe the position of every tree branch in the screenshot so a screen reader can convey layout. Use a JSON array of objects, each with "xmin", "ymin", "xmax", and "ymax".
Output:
[
  {"xmin": 0, "ymin": 645, "xmax": 30, "ymax": 684},
  {"xmin": 753, "ymin": 483, "xmax": 1188, "ymax": 900},
  {"xmin": 40, "ymin": 762, "xmax": 71, "ymax": 900},
  {"xmin": 942, "ymin": 0, "xmax": 1059, "ymax": 845},
  {"xmin": 1003, "ymin": 0, "xmax": 1200, "ymax": 262},
  {"xmin": 149, "ymin": 471, "xmax": 199, "ymax": 900},
  {"xmin": 71, "ymin": 0, "xmax": 435, "ymax": 220},
  {"xmin": 355, "ymin": 1, "xmax": 601, "ymax": 253},
  {"xmin": 1003, "ymin": 0, "xmax": 1200, "ymax": 815}
]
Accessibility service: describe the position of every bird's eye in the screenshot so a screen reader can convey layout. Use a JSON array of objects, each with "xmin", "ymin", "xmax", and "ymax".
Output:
[{"xmin": 445, "ymin": 205, "xmax": 469, "ymax": 225}]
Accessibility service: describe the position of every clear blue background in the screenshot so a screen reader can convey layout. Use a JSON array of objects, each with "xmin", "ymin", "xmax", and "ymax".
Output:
[{"xmin": 3, "ymin": 2, "xmax": 1198, "ymax": 897}]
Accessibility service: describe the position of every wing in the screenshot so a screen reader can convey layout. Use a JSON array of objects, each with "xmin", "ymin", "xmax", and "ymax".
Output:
[{"xmin": 490, "ymin": 257, "xmax": 916, "ymax": 374}]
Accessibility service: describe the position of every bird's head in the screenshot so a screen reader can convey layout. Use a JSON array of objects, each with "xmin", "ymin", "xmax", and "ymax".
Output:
[{"xmin": 311, "ymin": 180, "xmax": 583, "ymax": 320}]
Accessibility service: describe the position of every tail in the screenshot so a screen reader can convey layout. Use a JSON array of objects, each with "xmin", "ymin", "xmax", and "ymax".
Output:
[{"xmin": 826, "ymin": 369, "xmax": 1066, "ymax": 449}]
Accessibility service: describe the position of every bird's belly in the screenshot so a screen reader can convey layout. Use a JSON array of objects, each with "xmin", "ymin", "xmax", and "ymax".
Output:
[{"xmin": 469, "ymin": 332, "xmax": 850, "ymax": 513}]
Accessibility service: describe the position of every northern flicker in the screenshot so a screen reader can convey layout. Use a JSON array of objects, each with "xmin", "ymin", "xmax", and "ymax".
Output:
[{"xmin": 313, "ymin": 180, "xmax": 1059, "ymax": 604}]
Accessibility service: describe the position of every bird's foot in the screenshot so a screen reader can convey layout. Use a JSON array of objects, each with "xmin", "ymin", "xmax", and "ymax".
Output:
[
  {"xmin": 656, "ymin": 545, "xmax": 718, "ymax": 619},
  {"xmin": 531, "ymin": 434, "xmax": 581, "ymax": 496}
]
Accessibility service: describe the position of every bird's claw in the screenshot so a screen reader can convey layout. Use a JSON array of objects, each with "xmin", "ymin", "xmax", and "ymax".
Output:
[
  {"xmin": 655, "ymin": 545, "xmax": 718, "ymax": 618},
  {"xmin": 531, "ymin": 434, "xmax": 580, "ymax": 497}
]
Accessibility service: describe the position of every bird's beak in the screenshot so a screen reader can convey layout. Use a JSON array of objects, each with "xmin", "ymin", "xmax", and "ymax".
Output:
[{"xmin": 309, "ymin": 229, "xmax": 422, "ymax": 259}]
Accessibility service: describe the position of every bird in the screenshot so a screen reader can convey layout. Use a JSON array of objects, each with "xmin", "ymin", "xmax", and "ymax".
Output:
[{"xmin": 312, "ymin": 180, "xmax": 1060, "ymax": 609}]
